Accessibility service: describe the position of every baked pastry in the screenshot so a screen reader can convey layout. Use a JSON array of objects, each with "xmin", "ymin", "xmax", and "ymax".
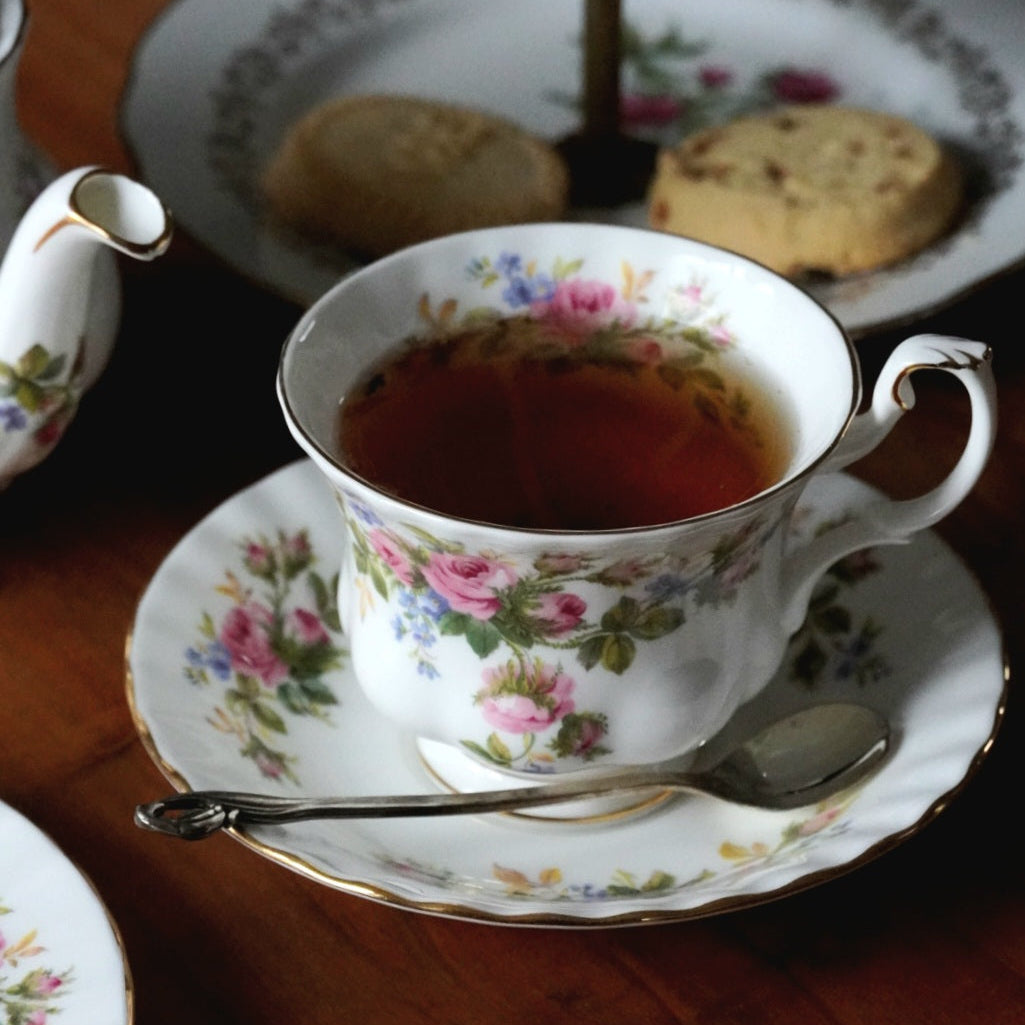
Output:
[
  {"xmin": 646, "ymin": 104, "xmax": 963, "ymax": 277},
  {"xmin": 261, "ymin": 94, "xmax": 569, "ymax": 258}
]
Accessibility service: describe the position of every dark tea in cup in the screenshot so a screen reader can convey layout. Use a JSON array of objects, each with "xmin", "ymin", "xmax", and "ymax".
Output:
[{"xmin": 336, "ymin": 314, "xmax": 792, "ymax": 530}]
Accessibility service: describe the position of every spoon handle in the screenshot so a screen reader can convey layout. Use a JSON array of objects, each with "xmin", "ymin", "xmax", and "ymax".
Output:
[
  {"xmin": 134, "ymin": 768, "xmax": 679, "ymax": 840},
  {"xmin": 133, "ymin": 704, "xmax": 889, "ymax": 840}
]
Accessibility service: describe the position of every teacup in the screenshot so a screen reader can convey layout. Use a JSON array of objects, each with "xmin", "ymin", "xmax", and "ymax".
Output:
[{"xmin": 278, "ymin": 223, "xmax": 995, "ymax": 791}]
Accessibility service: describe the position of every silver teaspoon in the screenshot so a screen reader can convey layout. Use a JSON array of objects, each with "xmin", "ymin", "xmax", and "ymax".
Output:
[{"xmin": 135, "ymin": 702, "xmax": 889, "ymax": 841}]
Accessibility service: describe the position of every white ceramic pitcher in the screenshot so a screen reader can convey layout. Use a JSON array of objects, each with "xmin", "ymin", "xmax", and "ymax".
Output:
[{"xmin": 0, "ymin": 0, "xmax": 172, "ymax": 488}]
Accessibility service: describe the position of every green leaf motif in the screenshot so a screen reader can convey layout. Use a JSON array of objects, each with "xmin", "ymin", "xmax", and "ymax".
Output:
[
  {"xmin": 491, "ymin": 613, "xmax": 538, "ymax": 651},
  {"xmin": 631, "ymin": 606, "xmax": 685, "ymax": 639},
  {"xmin": 370, "ymin": 563, "xmax": 390, "ymax": 599},
  {"xmin": 309, "ymin": 571, "xmax": 341, "ymax": 632},
  {"xmin": 601, "ymin": 596, "xmax": 641, "ymax": 632},
  {"xmin": 486, "ymin": 732, "xmax": 514, "ymax": 763},
  {"xmin": 812, "ymin": 604, "xmax": 852, "ymax": 635},
  {"xmin": 600, "ymin": 633, "xmax": 636, "ymax": 674},
  {"xmin": 299, "ymin": 676, "xmax": 339, "ymax": 706},
  {"xmin": 17, "ymin": 344, "xmax": 55, "ymax": 378},
  {"xmin": 691, "ymin": 367, "xmax": 726, "ymax": 391},
  {"xmin": 252, "ymin": 700, "xmax": 288, "ymax": 734},
  {"xmin": 577, "ymin": 635, "xmax": 607, "ymax": 671},
  {"xmin": 14, "ymin": 380, "xmax": 43, "ymax": 413},
  {"xmin": 792, "ymin": 637, "xmax": 827, "ymax": 688},
  {"xmin": 439, "ymin": 610, "xmax": 471, "ymax": 636},
  {"xmin": 465, "ymin": 617, "xmax": 503, "ymax": 658},
  {"xmin": 693, "ymin": 391, "xmax": 721, "ymax": 423}
]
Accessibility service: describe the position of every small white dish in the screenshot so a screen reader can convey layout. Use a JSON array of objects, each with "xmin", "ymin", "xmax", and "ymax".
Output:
[
  {"xmin": 0, "ymin": 800, "xmax": 132, "ymax": 1021},
  {"xmin": 119, "ymin": 0, "xmax": 1025, "ymax": 337},
  {"xmin": 127, "ymin": 460, "xmax": 1006, "ymax": 927}
]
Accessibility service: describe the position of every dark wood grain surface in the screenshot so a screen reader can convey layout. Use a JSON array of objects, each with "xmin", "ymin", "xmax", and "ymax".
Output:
[{"xmin": 3, "ymin": 2, "xmax": 1024, "ymax": 1022}]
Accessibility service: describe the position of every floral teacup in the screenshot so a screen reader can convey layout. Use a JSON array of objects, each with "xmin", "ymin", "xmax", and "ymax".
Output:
[{"xmin": 277, "ymin": 223, "xmax": 995, "ymax": 786}]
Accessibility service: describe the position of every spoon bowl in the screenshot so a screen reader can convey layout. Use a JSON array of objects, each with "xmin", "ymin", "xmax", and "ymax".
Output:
[{"xmin": 135, "ymin": 702, "xmax": 889, "ymax": 841}]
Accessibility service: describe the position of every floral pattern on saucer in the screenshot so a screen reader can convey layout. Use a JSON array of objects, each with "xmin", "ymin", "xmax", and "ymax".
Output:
[
  {"xmin": 184, "ymin": 529, "xmax": 346, "ymax": 782},
  {"xmin": 0, "ymin": 903, "xmax": 71, "ymax": 1025},
  {"xmin": 380, "ymin": 787, "xmax": 863, "ymax": 905}
]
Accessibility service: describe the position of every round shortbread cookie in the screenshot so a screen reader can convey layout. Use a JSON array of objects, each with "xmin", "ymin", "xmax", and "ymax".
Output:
[
  {"xmin": 647, "ymin": 104, "xmax": 962, "ymax": 277},
  {"xmin": 261, "ymin": 94, "xmax": 569, "ymax": 258}
]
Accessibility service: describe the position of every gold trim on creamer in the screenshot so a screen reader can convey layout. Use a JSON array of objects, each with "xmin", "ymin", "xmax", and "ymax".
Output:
[{"xmin": 30, "ymin": 168, "xmax": 175, "ymax": 257}]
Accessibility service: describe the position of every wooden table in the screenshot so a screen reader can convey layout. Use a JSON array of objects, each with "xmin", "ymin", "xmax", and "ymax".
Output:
[{"xmin": 4, "ymin": 1, "xmax": 1025, "ymax": 1021}]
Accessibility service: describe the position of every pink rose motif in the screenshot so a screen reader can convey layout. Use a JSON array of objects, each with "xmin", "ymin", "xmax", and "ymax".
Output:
[
  {"xmin": 533, "ymin": 279, "xmax": 637, "ymax": 334},
  {"xmin": 29, "ymin": 971, "xmax": 63, "ymax": 997},
  {"xmin": 563, "ymin": 714, "xmax": 608, "ymax": 757},
  {"xmin": 243, "ymin": 541, "xmax": 274, "ymax": 576},
  {"xmin": 534, "ymin": 552, "xmax": 587, "ymax": 575},
  {"xmin": 532, "ymin": 592, "xmax": 587, "ymax": 638},
  {"xmin": 627, "ymin": 337, "xmax": 664, "ymax": 365},
  {"xmin": 280, "ymin": 530, "xmax": 313, "ymax": 573},
  {"xmin": 284, "ymin": 608, "xmax": 330, "ymax": 646},
  {"xmin": 666, "ymin": 281, "xmax": 710, "ymax": 324},
  {"xmin": 254, "ymin": 749, "xmax": 288, "ymax": 779},
  {"xmin": 33, "ymin": 411, "xmax": 70, "ymax": 448},
  {"xmin": 770, "ymin": 68, "xmax": 839, "ymax": 104},
  {"xmin": 602, "ymin": 557, "xmax": 650, "ymax": 585},
  {"xmin": 421, "ymin": 552, "xmax": 517, "ymax": 619},
  {"xmin": 476, "ymin": 660, "xmax": 576, "ymax": 734},
  {"xmin": 220, "ymin": 601, "xmax": 288, "ymax": 687},
  {"xmin": 710, "ymin": 323, "xmax": 733, "ymax": 347},
  {"xmin": 798, "ymin": 804, "xmax": 844, "ymax": 836},
  {"xmin": 369, "ymin": 528, "xmax": 415, "ymax": 585},
  {"xmin": 620, "ymin": 93, "xmax": 684, "ymax": 126},
  {"xmin": 699, "ymin": 65, "xmax": 733, "ymax": 89}
]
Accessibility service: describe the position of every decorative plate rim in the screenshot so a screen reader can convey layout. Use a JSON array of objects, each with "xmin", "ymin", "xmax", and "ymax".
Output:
[{"xmin": 118, "ymin": 0, "xmax": 1025, "ymax": 338}]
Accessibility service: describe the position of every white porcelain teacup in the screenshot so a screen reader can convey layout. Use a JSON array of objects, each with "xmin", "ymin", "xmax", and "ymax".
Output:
[{"xmin": 278, "ymin": 223, "xmax": 995, "ymax": 788}]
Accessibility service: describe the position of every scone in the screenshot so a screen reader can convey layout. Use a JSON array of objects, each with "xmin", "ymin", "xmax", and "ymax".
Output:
[
  {"xmin": 261, "ymin": 94, "xmax": 569, "ymax": 258},
  {"xmin": 647, "ymin": 104, "xmax": 962, "ymax": 277}
]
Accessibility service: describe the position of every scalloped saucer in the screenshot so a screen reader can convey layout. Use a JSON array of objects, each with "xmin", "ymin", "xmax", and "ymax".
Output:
[{"xmin": 126, "ymin": 460, "xmax": 1006, "ymax": 927}]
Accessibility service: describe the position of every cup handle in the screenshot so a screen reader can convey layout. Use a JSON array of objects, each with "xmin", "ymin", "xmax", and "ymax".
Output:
[{"xmin": 780, "ymin": 334, "xmax": 996, "ymax": 634}]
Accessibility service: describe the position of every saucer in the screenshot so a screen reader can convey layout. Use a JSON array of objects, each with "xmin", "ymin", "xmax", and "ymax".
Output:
[
  {"xmin": 127, "ymin": 460, "xmax": 1006, "ymax": 927},
  {"xmin": 0, "ymin": 799, "xmax": 133, "ymax": 1022},
  {"xmin": 120, "ymin": 0, "xmax": 1025, "ymax": 337}
]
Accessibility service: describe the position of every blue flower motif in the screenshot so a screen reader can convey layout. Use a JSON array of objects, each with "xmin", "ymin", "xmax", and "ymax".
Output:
[
  {"xmin": 645, "ymin": 573, "xmax": 693, "ymax": 601},
  {"xmin": 418, "ymin": 590, "xmax": 450, "ymax": 620},
  {"xmin": 185, "ymin": 640, "xmax": 232, "ymax": 680},
  {"xmin": 411, "ymin": 625, "xmax": 436, "ymax": 647},
  {"xmin": 391, "ymin": 614, "xmax": 407, "ymax": 640},
  {"xmin": 495, "ymin": 251, "xmax": 522, "ymax": 276},
  {"xmin": 0, "ymin": 402, "xmax": 28, "ymax": 432},
  {"xmin": 344, "ymin": 493, "xmax": 384, "ymax": 527},
  {"xmin": 417, "ymin": 661, "xmax": 441, "ymax": 680},
  {"xmin": 502, "ymin": 273, "xmax": 556, "ymax": 309}
]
